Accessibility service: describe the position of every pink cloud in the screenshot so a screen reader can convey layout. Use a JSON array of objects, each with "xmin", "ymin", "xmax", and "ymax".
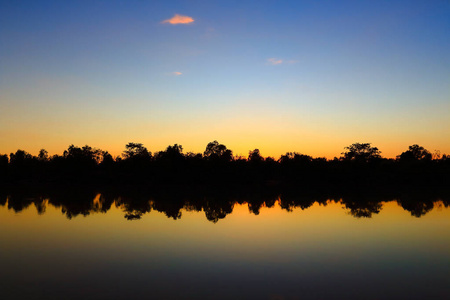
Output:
[
  {"xmin": 267, "ymin": 58, "xmax": 283, "ymax": 65},
  {"xmin": 162, "ymin": 14, "xmax": 194, "ymax": 25}
]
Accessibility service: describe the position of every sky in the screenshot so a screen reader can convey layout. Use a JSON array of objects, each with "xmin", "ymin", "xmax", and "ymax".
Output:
[{"xmin": 1, "ymin": 0, "xmax": 449, "ymax": 159}]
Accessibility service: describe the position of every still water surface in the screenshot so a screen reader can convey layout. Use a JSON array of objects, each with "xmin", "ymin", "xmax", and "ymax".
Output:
[{"xmin": 0, "ymin": 188, "xmax": 449, "ymax": 299}]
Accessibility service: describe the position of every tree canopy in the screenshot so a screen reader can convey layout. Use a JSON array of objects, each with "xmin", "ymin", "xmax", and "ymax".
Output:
[
  {"xmin": 398, "ymin": 144, "xmax": 432, "ymax": 161},
  {"xmin": 203, "ymin": 140, "xmax": 233, "ymax": 162},
  {"xmin": 342, "ymin": 143, "xmax": 381, "ymax": 162},
  {"xmin": 123, "ymin": 143, "xmax": 151, "ymax": 160}
]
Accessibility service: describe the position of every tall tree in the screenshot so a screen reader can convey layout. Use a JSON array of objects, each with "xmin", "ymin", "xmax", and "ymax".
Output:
[
  {"xmin": 342, "ymin": 143, "xmax": 381, "ymax": 162},
  {"xmin": 122, "ymin": 143, "xmax": 151, "ymax": 160},
  {"xmin": 204, "ymin": 141, "xmax": 233, "ymax": 162},
  {"xmin": 398, "ymin": 144, "xmax": 432, "ymax": 161}
]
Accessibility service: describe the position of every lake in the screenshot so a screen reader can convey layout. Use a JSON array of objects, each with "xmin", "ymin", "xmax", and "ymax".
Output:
[{"xmin": 1, "ymin": 186, "xmax": 449, "ymax": 299}]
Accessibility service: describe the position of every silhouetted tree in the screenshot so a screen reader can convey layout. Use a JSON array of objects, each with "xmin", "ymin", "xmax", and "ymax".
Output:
[
  {"xmin": 0, "ymin": 154, "xmax": 8, "ymax": 166},
  {"xmin": 0, "ymin": 154, "xmax": 8, "ymax": 164},
  {"xmin": 10, "ymin": 149, "xmax": 32, "ymax": 165},
  {"xmin": 1, "ymin": 139, "xmax": 449, "ymax": 186},
  {"xmin": 342, "ymin": 143, "xmax": 381, "ymax": 162},
  {"xmin": 38, "ymin": 149, "xmax": 48, "ymax": 161},
  {"xmin": 279, "ymin": 152, "xmax": 295, "ymax": 164},
  {"xmin": 64, "ymin": 145, "xmax": 102, "ymax": 163},
  {"xmin": 248, "ymin": 149, "xmax": 263, "ymax": 162},
  {"xmin": 398, "ymin": 144, "xmax": 432, "ymax": 161},
  {"xmin": 279, "ymin": 152, "xmax": 312, "ymax": 164},
  {"xmin": 101, "ymin": 151, "xmax": 114, "ymax": 164},
  {"xmin": 186, "ymin": 152, "xmax": 202, "ymax": 160},
  {"xmin": 156, "ymin": 144, "xmax": 184, "ymax": 161},
  {"xmin": 265, "ymin": 157, "xmax": 276, "ymax": 163},
  {"xmin": 122, "ymin": 143, "xmax": 151, "ymax": 160},
  {"xmin": 204, "ymin": 140, "xmax": 233, "ymax": 162}
]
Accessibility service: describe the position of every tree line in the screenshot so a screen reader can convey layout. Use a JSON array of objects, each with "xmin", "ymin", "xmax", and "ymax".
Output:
[{"xmin": 0, "ymin": 141, "xmax": 449, "ymax": 185}]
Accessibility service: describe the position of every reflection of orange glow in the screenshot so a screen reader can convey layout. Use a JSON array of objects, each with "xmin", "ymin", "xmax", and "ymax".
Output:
[
  {"xmin": 226, "ymin": 199, "xmax": 448, "ymax": 223},
  {"xmin": 1, "ymin": 197, "xmax": 449, "ymax": 258},
  {"xmin": 92, "ymin": 194, "xmax": 101, "ymax": 206},
  {"xmin": 228, "ymin": 199, "xmax": 345, "ymax": 219},
  {"xmin": 92, "ymin": 193, "xmax": 103, "ymax": 211}
]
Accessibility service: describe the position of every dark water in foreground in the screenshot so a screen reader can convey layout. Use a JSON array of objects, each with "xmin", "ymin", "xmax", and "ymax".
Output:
[{"xmin": 0, "ymin": 187, "xmax": 449, "ymax": 299}]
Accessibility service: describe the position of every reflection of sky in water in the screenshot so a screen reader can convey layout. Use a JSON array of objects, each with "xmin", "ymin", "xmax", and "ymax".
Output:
[{"xmin": 0, "ymin": 200, "xmax": 449, "ymax": 299}]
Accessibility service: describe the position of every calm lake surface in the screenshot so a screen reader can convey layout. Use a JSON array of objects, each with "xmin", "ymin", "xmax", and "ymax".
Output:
[{"xmin": 1, "ymin": 187, "xmax": 449, "ymax": 300}]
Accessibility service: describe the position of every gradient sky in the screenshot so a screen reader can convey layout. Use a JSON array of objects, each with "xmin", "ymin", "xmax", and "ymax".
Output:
[{"xmin": 1, "ymin": 0, "xmax": 449, "ymax": 158}]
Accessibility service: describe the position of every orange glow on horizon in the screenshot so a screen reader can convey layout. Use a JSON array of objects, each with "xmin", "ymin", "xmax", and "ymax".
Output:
[{"xmin": 1, "ymin": 137, "xmax": 450, "ymax": 161}]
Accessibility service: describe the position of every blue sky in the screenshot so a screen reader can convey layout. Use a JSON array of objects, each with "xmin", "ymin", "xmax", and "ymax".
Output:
[{"xmin": 1, "ymin": 0, "xmax": 449, "ymax": 158}]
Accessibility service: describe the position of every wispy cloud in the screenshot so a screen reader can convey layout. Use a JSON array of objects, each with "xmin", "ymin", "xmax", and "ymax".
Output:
[
  {"xmin": 162, "ymin": 14, "xmax": 194, "ymax": 25},
  {"xmin": 172, "ymin": 71, "xmax": 182, "ymax": 76},
  {"xmin": 267, "ymin": 58, "xmax": 283, "ymax": 65},
  {"xmin": 267, "ymin": 58, "xmax": 298, "ymax": 65}
]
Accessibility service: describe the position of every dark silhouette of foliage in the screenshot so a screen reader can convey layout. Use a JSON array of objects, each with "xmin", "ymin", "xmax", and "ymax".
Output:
[
  {"xmin": 248, "ymin": 149, "xmax": 263, "ymax": 163},
  {"xmin": 10, "ymin": 149, "xmax": 33, "ymax": 165},
  {"xmin": 397, "ymin": 196, "xmax": 435, "ymax": 217},
  {"xmin": 101, "ymin": 151, "xmax": 114, "ymax": 165},
  {"xmin": 122, "ymin": 142, "xmax": 151, "ymax": 159},
  {"xmin": 2, "ymin": 184, "xmax": 448, "ymax": 222},
  {"xmin": 0, "ymin": 141, "xmax": 448, "ymax": 186},
  {"xmin": 38, "ymin": 149, "xmax": 48, "ymax": 161},
  {"xmin": 342, "ymin": 143, "xmax": 381, "ymax": 162},
  {"xmin": 204, "ymin": 140, "xmax": 233, "ymax": 162},
  {"xmin": 156, "ymin": 144, "xmax": 184, "ymax": 161},
  {"xmin": 279, "ymin": 152, "xmax": 313, "ymax": 164},
  {"xmin": 343, "ymin": 198, "xmax": 383, "ymax": 218},
  {"xmin": 398, "ymin": 144, "xmax": 432, "ymax": 161},
  {"xmin": 64, "ymin": 145, "xmax": 102, "ymax": 162}
]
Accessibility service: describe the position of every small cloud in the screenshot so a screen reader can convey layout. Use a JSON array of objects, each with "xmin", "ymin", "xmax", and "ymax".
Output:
[
  {"xmin": 267, "ymin": 58, "xmax": 299, "ymax": 65},
  {"xmin": 267, "ymin": 58, "xmax": 283, "ymax": 65},
  {"xmin": 162, "ymin": 14, "xmax": 194, "ymax": 25},
  {"xmin": 172, "ymin": 72, "xmax": 182, "ymax": 76}
]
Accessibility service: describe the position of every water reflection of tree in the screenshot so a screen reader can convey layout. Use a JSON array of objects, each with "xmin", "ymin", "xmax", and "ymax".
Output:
[
  {"xmin": 34, "ymin": 197, "xmax": 47, "ymax": 215},
  {"xmin": 115, "ymin": 192, "xmax": 153, "ymax": 220},
  {"xmin": 203, "ymin": 197, "xmax": 234, "ymax": 223},
  {"xmin": 343, "ymin": 200, "xmax": 383, "ymax": 218},
  {"xmin": 397, "ymin": 193, "xmax": 436, "ymax": 217},
  {"xmin": 243, "ymin": 189, "xmax": 278, "ymax": 215},
  {"xmin": 278, "ymin": 190, "xmax": 331, "ymax": 212},
  {"xmin": 0, "ymin": 189, "xmax": 48, "ymax": 214},
  {"xmin": 0, "ymin": 192, "xmax": 8, "ymax": 207},
  {"xmin": 47, "ymin": 188, "xmax": 104, "ymax": 219},
  {"xmin": 1, "ymin": 186, "xmax": 448, "ymax": 221},
  {"xmin": 339, "ymin": 191, "xmax": 393, "ymax": 218},
  {"xmin": 151, "ymin": 199, "xmax": 184, "ymax": 220},
  {"xmin": 3, "ymin": 188, "xmax": 42, "ymax": 213}
]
